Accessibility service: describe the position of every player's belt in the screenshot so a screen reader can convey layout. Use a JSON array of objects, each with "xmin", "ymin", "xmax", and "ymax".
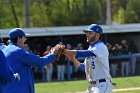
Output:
[{"xmin": 90, "ymin": 79, "xmax": 107, "ymax": 84}]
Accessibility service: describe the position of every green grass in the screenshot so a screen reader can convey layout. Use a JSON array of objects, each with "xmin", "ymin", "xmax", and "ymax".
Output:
[
  {"xmin": 35, "ymin": 80, "xmax": 87, "ymax": 93},
  {"xmin": 112, "ymin": 76, "xmax": 140, "ymax": 89},
  {"xmin": 35, "ymin": 76, "xmax": 140, "ymax": 93}
]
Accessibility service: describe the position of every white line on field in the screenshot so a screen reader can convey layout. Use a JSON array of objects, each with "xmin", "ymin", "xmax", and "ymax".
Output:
[
  {"xmin": 71, "ymin": 87, "xmax": 140, "ymax": 93},
  {"xmin": 113, "ymin": 87, "xmax": 140, "ymax": 92}
]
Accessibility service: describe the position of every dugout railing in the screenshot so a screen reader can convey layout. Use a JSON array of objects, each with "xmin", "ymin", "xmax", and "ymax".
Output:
[
  {"xmin": 38, "ymin": 53, "xmax": 140, "ymax": 82},
  {"xmin": 66, "ymin": 53, "xmax": 140, "ymax": 80},
  {"xmin": 109, "ymin": 53, "xmax": 140, "ymax": 77}
]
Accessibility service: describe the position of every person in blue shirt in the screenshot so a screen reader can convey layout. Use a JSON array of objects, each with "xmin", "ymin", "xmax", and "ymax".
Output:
[
  {"xmin": 2, "ymin": 28, "xmax": 61, "ymax": 93},
  {"xmin": 0, "ymin": 50, "xmax": 20, "ymax": 93}
]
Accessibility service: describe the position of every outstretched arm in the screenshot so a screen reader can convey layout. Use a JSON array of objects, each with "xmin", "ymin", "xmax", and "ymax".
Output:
[
  {"xmin": 64, "ymin": 50, "xmax": 96, "ymax": 57},
  {"xmin": 64, "ymin": 53, "xmax": 85, "ymax": 72},
  {"xmin": 17, "ymin": 44, "xmax": 62, "ymax": 67}
]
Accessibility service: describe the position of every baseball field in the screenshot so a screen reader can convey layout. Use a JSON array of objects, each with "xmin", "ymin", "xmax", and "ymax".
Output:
[{"xmin": 35, "ymin": 76, "xmax": 140, "ymax": 93}]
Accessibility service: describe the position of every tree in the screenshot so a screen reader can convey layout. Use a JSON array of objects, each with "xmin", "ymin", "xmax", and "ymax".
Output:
[
  {"xmin": 9, "ymin": 0, "xmax": 20, "ymax": 27},
  {"xmin": 124, "ymin": 0, "xmax": 138, "ymax": 23},
  {"xmin": 25, "ymin": 0, "xmax": 31, "ymax": 27},
  {"xmin": 1, "ymin": 0, "xmax": 140, "ymax": 28},
  {"xmin": 113, "ymin": 7, "xmax": 125, "ymax": 23},
  {"xmin": 99, "ymin": 0, "xmax": 106, "ymax": 24},
  {"xmin": 106, "ymin": 0, "xmax": 112, "ymax": 25}
]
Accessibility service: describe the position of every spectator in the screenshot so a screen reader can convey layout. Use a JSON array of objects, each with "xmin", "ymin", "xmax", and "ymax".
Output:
[
  {"xmin": 55, "ymin": 42, "xmax": 66, "ymax": 81},
  {"xmin": 110, "ymin": 43, "xmax": 122, "ymax": 76},
  {"xmin": 120, "ymin": 40, "xmax": 130, "ymax": 76},
  {"xmin": 129, "ymin": 40, "xmax": 138, "ymax": 75},
  {"xmin": 44, "ymin": 64, "xmax": 53, "ymax": 82},
  {"xmin": 24, "ymin": 43, "xmax": 30, "ymax": 51},
  {"xmin": 65, "ymin": 43, "xmax": 73, "ymax": 76},
  {"xmin": 106, "ymin": 43, "xmax": 116, "ymax": 76},
  {"xmin": 129, "ymin": 40, "xmax": 138, "ymax": 54},
  {"xmin": 43, "ymin": 45, "xmax": 53, "ymax": 82},
  {"xmin": 35, "ymin": 43, "xmax": 42, "ymax": 56},
  {"xmin": 56, "ymin": 54, "xmax": 66, "ymax": 81}
]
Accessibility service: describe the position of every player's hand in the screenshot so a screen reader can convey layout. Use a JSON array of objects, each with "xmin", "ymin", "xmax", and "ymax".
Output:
[
  {"xmin": 64, "ymin": 51, "xmax": 76, "ymax": 62},
  {"xmin": 14, "ymin": 73, "xmax": 20, "ymax": 81},
  {"xmin": 56, "ymin": 45, "xmax": 65, "ymax": 61},
  {"xmin": 50, "ymin": 44, "xmax": 61, "ymax": 54}
]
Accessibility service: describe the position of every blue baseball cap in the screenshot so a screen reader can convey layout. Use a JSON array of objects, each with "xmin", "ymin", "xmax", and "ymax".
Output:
[
  {"xmin": 83, "ymin": 24, "xmax": 103, "ymax": 34},
  {"xmin": 9, "ymin": 28, "xmax": 29, "ymax": 39}
]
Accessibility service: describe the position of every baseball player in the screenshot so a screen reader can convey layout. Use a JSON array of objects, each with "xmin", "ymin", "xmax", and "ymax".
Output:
[
  {"xmin": 64, "ymin": 24, "xmax": 112, "ymax": 93},
  {"xmin": 0, "ymin": 50, "xmax": 20, "ymax": 93},
  {"xmin": 2, "ymin": 28, "xmax": 62, "ymax": 93}
]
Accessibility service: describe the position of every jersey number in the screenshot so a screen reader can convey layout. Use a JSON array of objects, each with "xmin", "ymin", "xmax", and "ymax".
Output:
[{"xmin": 91, "ymin": 61, "xmax": 95, "ymax": 69}]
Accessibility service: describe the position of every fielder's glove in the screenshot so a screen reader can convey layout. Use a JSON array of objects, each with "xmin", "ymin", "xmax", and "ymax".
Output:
[{"xmin": 56, "ymin": 45, "xmax": 65, "ymax": 61}]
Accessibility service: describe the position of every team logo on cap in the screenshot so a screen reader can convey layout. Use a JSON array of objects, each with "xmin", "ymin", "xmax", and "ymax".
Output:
[{"xmin": 96, "ymin": 28, "xmax": 99, "ymax": 31}]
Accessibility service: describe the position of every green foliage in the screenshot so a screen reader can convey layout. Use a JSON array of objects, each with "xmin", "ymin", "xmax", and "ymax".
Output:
[
  {"xmin": 45, "ymin": 0, "xmax": 100, "ymax": 26},
  {"xmin": 113, "ymin": 7, "xmax": 125, "ymax": 23},
  {"xmin": 47, "ymin": 0, "xmax": 71, "ymax": 26},
  {"xmin": 31, "ymin": 1, "xmax": 50, "ymax": 27},
  {"xmin": 130, "ymin": 0, "xmax": 140, "ymax": 22},
  {"xmin": 0, "ymin": 1, "xmax": 15, "ymax": 28},
  {"xmin": 0, "ymin": 0, "xmax": 140, "ymax": 28},
  {"xmin": 112, "ymin": 0, "xmax": 140, "ymax": 24},
  {"xmin": 35, "ymin": 80, "xmax": 88, "ymax": 93},
  {"xmin": 124, "ymin": 1, "xmax": 138, "ymax": 23}
]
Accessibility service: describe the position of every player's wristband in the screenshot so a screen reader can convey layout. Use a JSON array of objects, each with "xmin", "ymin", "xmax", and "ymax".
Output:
[
  {"xmin": 76, "ymin": 50, "xmax": 96, "ymax": 57},
  {"xmin": 79, "ymin": 63, "xmax": 85, "ymax": 72}
]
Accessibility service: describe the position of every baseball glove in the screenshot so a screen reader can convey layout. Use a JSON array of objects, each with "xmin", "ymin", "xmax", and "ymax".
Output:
[{"xmin": 56, "ymin": 45, "xmax": 65, "ymax": 61}]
